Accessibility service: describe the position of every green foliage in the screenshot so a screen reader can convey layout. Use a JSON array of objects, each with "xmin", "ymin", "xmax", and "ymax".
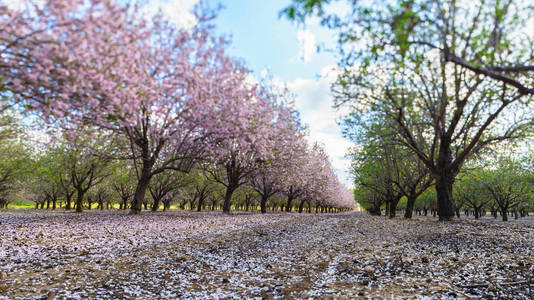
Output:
[
  {"xmin": 0, "ymin": 113, "xmax": 33, "ymax": 207},
  {"xmin": 280, "ymin": 0, "xmax": 330, "ymax": 23},
  {"xmin": 353, "ymin": 185, "xmax": 383, "ymax": 215},
  {"xmin": 414, "ymin": 188, "xmax": 437, "ymax": 211}
]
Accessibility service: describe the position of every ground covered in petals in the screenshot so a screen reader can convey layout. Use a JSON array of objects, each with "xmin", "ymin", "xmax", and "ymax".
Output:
[{"xmin": 1, "ymin": 210, "xmax": 534, "ymax": 299}]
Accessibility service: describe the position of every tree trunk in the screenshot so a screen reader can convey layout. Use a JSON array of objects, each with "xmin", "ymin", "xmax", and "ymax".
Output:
[
  {"xmin": 223, "ymin": 185, "xmax": 236, "ymax": 213},
  {"xmin": 197, "ymin": 197, "xmax": 204, "ymax": 212},
  {"xmin": 122, "ymin": 197, "xmax": 128, "ymax": 210},
  {"xmin": 65, "ymin": 195, "xmax": 71, "ymax": 210},
  {"xmin": 501, "ymin": 206, "xmax": 508, "ymax": 221},
  {"xmin": 260, "ymin": 194, "xmax": 268, "ymax": 214},
  {"xmin": 388, "ymin": 197, "xmax": 400, "ymax": 218},
  {"xmin": 75, "ymin": 189, "xmax": 84, "ymax": 213},
  {"xmin": 435, "ymin": 173, "xmax": 455, "ymax": 221},
  {"xmin": 152, "ymin": 198, "xmax": 160, "ymax": 212},
  {"xmin": 130, "ymin": 166, "xmax": 152, "ymax": 215},
  {"xmin": 285, "ymin": 196, "xmax": 294, "ymax": 212},
  {"xmin": 404, "ymin": 194, "xmax": 416, "ymax": 219},
  {"xmin": 298, "ymin": 200, "xmax": 305, "ymax": 213},
  {"xmin": 189, "ymin": 199, "xmax": 195, "ymax": 211}
]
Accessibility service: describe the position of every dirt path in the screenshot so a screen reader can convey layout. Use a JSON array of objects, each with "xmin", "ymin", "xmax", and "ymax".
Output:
[{"xmin": 1, "ymin": 211, "xmax": 534, "ymax": 299}]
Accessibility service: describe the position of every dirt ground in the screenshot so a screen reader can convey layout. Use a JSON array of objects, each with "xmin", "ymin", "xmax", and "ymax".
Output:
[{"xmin": 1, "ymin": 210, "xmax": 533, "ymax": 299}]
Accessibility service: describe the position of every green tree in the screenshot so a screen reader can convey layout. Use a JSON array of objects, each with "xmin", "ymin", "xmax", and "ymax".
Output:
[
  {"xmin": 479, "ymin": 156, "xmax": 531, "ymax": 221},
  {"xmin": 283, "ymin": 0, "xmax": 534, "ymax": 220}
]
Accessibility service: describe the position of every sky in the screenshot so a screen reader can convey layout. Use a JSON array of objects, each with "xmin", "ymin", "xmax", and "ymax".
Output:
[{"xmin": 160, "ymin": 0, "xmax": 354, "ymax": 186}]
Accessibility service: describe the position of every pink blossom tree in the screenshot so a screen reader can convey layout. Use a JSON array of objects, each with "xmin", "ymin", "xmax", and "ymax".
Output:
[
  {"xmin": 2, "ymin": 0, "xmax": 257, "ymax": 214},
  {"xmin": 2, "ymin": 0, "xmax": 355, "ymax": 216},
  {"xmin": 249, "ymin": 104, "xmax": 305, "ymax": 213},
  {"xmin": 203, "ymin": 86, "xmax": 278, "ymax": 213}
]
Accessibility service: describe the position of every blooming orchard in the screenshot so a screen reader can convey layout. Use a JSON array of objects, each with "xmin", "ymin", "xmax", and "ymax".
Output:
[{"xmin": 0, "ymin": 0, "xmax": 355, "ymax": 213}]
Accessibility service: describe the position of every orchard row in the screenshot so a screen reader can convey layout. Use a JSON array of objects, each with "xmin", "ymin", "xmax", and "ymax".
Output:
[{"xmin": 0, "ymin": 1, "xmax": 356, "ymax": 213}]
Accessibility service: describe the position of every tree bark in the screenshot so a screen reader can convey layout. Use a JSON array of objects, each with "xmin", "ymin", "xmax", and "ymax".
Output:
[
  {"xmin": 260, "ymin": 194, "xmax": 268, "ymax": 214},
  {"xmin": 223, "ymin": 185, "xmax": 236, "ymax": 213},
  {"xmin": 75, "ymin": 189, "xmax": 84, "ymax": 213},
  {"xmin": 404, "ymin": 194, "xmax": 416, "ymax": 219},
  {"xmin": 66, "ymin": 196, "xmax": 72, "ymax": 209},
  {"xmin": 130, "ymin": 162, "xmax": 153, "ymax": 215},
  {"xmin": 285, "ymin": 196, "xmax": 294, "ymax": 212},
  {"xmin": 388, "ymin": 196, "xmax": 401, "ymax": 218},
  {"xmin": 501, "ymin": 206, "xmax": 508, "ymax": 221},
  {"xmin": 121, "ymin": 197, "xmax": 128, "ymax": 210},
  {"xmin": 298, "ymin": 199, "xmax": 305, "ymax": 213},
  {"xmin": 151, "ymin": 198, "xmax": 160, "ymax": 212},
  {"xmin": 435, "ymin": 173, "xmax": 455, "ymax": 221},
  {"xmin": 197, "ymin": 197, "xmax": 204, "ymax": 212}
]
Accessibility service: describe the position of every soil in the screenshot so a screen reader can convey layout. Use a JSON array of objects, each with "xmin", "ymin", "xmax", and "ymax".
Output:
[{"xmin": 1, "ymin": 210, "xmax": 533, "ymax": 299}]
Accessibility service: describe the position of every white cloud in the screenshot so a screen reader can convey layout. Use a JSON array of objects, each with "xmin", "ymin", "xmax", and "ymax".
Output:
[
  {"xmin": 297, "ymin": 29, "xmax": 317, "ymax": 63},
  {"xmin": 260, "ymin": 68, "xmax": 269, "ymax": 78},
  {"xmin": 286, "ymin": 67, "xmax": 353, "ymax": 187},
  {"xmin": 143, "ymin": 0, "xmax": 199, "ymax": 29}
]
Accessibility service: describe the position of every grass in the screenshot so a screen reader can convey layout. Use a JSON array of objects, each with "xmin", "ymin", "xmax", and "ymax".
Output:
[{"xmin": 7, "ymin": 199, "xmax": 34, "ymax": 209}]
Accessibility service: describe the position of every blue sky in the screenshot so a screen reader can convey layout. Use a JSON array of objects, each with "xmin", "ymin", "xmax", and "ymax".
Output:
[
  {"xmin": 214, "ymin": 0, "xmax": 353, "ymax": 187},
  {"xmin": 215, "ymin": 0, "xmax": 337, "ymax": 80}
]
